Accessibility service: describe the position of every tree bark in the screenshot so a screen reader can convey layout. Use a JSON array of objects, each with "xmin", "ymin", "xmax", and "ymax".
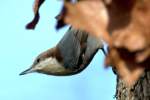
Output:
[{"xmin": 115, "ymin": 70, "xmax": 150, "ymax": 100}]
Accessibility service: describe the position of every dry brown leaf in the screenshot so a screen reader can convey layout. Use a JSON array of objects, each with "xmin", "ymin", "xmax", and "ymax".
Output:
[
  {"xmin": 26, "ymin": 0, "xmax": 45, "ymax": 29},
  {"xmin": 103, "ymin": 0, "xmax": 150, "ymax": 86},
  {"xmin": 105, "ymin": 44, "xmax": 148, "ymax": 87},
  {"xmin": 63, "ymin": 1, "xmax": 111, "ymax": 43},
  {"xmin": 135, "ymin": 48, "xmax": 150, "ymax": 63},
  {"xmin": 108, "ymin": 0, "xmax": 150, "ymax": 51},
  {"xmin": 55, "ymin": 6, "xmax": 67, "ymax": 29}
]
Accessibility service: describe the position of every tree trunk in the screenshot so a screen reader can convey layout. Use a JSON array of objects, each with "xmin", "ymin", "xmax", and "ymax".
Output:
[{"xmin": 115, "ymin": 70, "xmax": 150, "ymax": 100}]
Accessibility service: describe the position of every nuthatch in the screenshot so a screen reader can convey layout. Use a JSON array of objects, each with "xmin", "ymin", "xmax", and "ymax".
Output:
[{"xmin": 20, "ymin": 27, "xmax": 106, "ymax": 76}]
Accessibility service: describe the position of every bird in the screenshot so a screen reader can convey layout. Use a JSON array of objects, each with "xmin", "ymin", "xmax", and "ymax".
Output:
[{"xmin": 19, "ymin": 27, "xmax": 106, "ymax": 76}]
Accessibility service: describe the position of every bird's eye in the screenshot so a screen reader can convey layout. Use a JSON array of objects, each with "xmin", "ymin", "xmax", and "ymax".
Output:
[{"xmin": 37, "ymin": 58, "xmax": 40, "ymax": 63}]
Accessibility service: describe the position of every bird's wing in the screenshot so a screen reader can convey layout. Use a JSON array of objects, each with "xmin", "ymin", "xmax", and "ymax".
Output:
[
  {"xmin": 57, "ymin": 28, "xmax": 84, "ymax": 68},
  {"xmin": 83, "ymin": 35, "xmax": 104, "ymax": 66},
  {"xmin": 65, "ymin": 33, "xmax": 105, "ymax": 75}
]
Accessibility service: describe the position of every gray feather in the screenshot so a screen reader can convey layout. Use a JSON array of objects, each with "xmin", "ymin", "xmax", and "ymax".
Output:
[
  {"xmin": 57, "ymin": 28, "xmax": 81, "ymax": 68},
  {"xmin": 82, "ymin": 35, "xmax": 104, "ymax": 66},
  {"xmin": 58, "ymin": 27, "xmax": 105, "ymax": 71}
]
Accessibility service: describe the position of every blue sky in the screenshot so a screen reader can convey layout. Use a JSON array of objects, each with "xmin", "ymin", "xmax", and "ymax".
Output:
[{"xmin": 0, "ymin": 0, "xmax": 116, "ymax": 100}]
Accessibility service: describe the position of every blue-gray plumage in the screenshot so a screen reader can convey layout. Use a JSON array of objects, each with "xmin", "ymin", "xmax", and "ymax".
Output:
[
  {"xmin": 19, "ymin": 27, "xmax": 105, "ymax": 76},
  {"xmin": 58, "ymin": 28, "xmax": 81, "ymax": 69}
]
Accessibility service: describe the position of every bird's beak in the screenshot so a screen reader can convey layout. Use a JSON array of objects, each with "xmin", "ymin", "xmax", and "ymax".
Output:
[{"xmin": 19, "ymin": 67, "xmax": 35, "ymax": 75}]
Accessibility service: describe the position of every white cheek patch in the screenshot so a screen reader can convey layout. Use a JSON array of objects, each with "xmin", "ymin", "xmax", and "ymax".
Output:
[{"xmin": 35, "ymin": 57, "xmax": 64, "ymax": 71}]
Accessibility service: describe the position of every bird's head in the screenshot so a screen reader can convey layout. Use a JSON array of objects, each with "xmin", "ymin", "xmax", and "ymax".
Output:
[{"xmin": 19, "ymin": 47, "xmax": 70, "ymax": 76}]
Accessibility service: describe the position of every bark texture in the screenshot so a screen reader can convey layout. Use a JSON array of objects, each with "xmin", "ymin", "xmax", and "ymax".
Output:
[{"xmin": 115, "ymin": 70, "xmax": 150, "ymax": 100}]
